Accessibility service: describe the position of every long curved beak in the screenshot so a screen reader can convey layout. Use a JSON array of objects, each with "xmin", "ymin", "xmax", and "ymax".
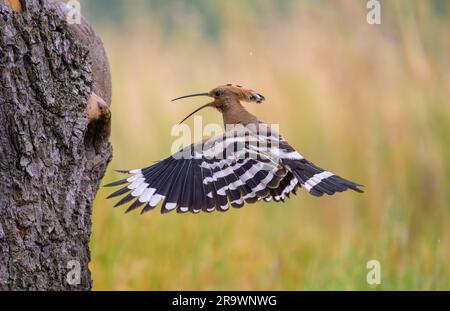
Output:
[
  {"xmin": 172, "ymin": 92, "xmax": 212, "ymax": 124},
  {"xmin": 177, "ymin": 102, "xmax": 211, "ymax": 125},
  {"xmin": 171, "ymin": 92, "xmax": 209, "ymax": 102}
]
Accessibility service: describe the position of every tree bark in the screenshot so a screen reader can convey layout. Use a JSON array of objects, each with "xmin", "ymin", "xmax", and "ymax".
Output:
[{"xmin": 0, "ymin": 0, "xmax": 112, "ymax": 290}]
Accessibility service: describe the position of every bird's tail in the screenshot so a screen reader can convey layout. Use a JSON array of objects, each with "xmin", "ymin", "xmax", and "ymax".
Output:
[{"xmin": 286, "ymin": 158, "xmax": 364, "ymax": 197}]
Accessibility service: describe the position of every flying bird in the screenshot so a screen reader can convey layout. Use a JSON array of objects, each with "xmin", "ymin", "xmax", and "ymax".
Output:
[{"xmin": 106, "ymin": 84, "xmax": 363, "ymax": 214}]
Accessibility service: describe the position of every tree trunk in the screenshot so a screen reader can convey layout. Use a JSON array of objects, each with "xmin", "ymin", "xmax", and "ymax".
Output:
[{"xmin": 0, "ymin": 0, "xmax": 112, "ymax": 290}]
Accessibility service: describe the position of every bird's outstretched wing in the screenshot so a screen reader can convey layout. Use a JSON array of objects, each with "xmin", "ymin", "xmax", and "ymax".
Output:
[
  {"xmin": 265, "ymin": 137, "xmax": 364, "ymax": 200},
  {"xmin": 105, "ymin": 127, "xmax": 363, "ymax": 214}
]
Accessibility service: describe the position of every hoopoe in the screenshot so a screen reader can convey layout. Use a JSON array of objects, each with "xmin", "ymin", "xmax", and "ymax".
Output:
[{"xmin": 106, "ymin": 84, "xmax": 363, "ymax": 214}]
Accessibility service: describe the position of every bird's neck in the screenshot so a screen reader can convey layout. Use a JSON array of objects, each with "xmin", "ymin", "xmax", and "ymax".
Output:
[{"xmin": 221, "ymin": 101, "xmax": 260, "ymax": 127}]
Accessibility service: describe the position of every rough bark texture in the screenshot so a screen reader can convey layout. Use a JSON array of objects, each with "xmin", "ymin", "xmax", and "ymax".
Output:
[{"xmin": 0, "ymin": 0, "xmax": 112, "ymax": 290}]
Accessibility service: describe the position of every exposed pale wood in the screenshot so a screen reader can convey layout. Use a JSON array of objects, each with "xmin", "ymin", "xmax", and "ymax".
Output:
[{"xmin": 3, "ymin": 0, "xmax": 22, "ymax": 12}]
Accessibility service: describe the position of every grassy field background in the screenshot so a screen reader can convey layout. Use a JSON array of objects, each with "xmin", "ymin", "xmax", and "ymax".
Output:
[{"xmin": 82, "ymin": 0, "xmax": 450, "ymax": 290}]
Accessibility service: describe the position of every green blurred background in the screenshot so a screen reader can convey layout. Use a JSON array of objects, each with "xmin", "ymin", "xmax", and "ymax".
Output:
[{"xmin": 82, "ymin": 0, "xmax": 450, "ymax": 290}]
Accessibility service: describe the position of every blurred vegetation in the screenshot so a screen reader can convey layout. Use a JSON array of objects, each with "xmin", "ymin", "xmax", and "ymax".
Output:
[{"xmin": 81, "ymin": 0, "xmax": 450, "ymax": 290}]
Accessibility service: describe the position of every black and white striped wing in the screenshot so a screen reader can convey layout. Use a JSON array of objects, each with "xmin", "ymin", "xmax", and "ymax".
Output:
[
  {"xmin": 275, "ymin": 137, "xmax": 364, "ymax": 198},
  {"xmin": 105, "ymin": 136, "xmax": 289, "ymax": 214},
  {"xmin": 106, "ymin": 133, "xmax": 363, "ymax": 214}
]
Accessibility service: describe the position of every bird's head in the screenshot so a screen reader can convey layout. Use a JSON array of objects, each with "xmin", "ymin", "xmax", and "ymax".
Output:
[{"xmin": 172, "ymin": 84, "xmax": 265, "ymax": 124}]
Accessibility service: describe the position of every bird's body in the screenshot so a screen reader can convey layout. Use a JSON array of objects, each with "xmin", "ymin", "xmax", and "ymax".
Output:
[{"xmin": 106, "ymin": 84, "xmax": 363, "ymax": 214}]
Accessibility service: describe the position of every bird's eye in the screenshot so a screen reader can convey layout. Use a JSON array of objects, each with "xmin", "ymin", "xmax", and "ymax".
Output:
[{"xmin": 214, "ymin": 91, "xmax": 222, "ymax": 97}]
